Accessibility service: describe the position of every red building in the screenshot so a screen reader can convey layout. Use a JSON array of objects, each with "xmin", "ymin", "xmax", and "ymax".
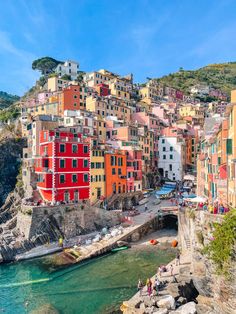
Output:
[
  {"xmin": 35, "ymin": 128, "xmax": 90, "ymax": 203},
  {"xmin": 95, "ymin": 83, "xmax": 110, "ymax": 97}
]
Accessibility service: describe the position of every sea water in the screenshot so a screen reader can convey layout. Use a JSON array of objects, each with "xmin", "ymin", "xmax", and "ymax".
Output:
[{"xmin": 0, "ymin": 246, "xmax": 175, "ymax": 314}]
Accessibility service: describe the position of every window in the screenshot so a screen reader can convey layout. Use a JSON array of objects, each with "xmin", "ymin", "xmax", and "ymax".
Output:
[
  {"xmin": 84, "ymin": 160, "xmax": 88, "ymax": 168},
  {"xmin": 111, "ymin": 156, "xmax": 116, "ymax": 166},
  {"xmin": 60, "ymin": 144, "xmax": 65, "ymax": 153},
  {"xmin": 72, "ymin": 144, "xmax": 78, "ymax": 153},
  {"xmin": 163, "ymin": 155, "xmax": 166, "ymax": 160},
  {"xmin": 60, "ymin": 159, "xmax": 65, "ymax": 168},
  {"xmin": 118, "ymin": 168, "xmax": 122, "ymax": 175},
  {"xmin": 74, "ymin": 103, "xmax": 77, "ymax": 107},
  {"xmin": 60, "ymin": 174, "xmax": 65, "ymax": 183},
  {"xmin": 162, "ymin": 139, "xmax": 165, "ymax": 143},
  {"xmin": 74, "ymin": 95, "xmax": 77, "ymax": 99},
  {"xmin": 163, "ymin": 147, "xmax": 166, "ymax": 152},
  {"xmin": 170, "ymin": 154, "xmax": 173, "ymax": 159},
  {"xmin": 91, "ymin": 162, "xmax": 94, "ymax": 168},
  {"xmin": 72, "ymin": 174, "xmax": 77, "ymax": 183},
  {"xmin": 83, "ymin": 145, "xmax": 88, "ymax": 153},
  {"xmin": 72, "ymin": 159, "xmax": 77, "ymax": 168},
  {"xmin": 169, "ymin": 164, "xmax": 172, "ymax": 171},
  {"xmin": 112, "ymin": 168, "xmax": 116, "ymax": 175},
  {"xmin": 170, "ymin": 146, "xmax": 173, "ymax": 151},
  {"xmin": 84, "ymin": 174, "xmax": 89, "ymax": 182}
]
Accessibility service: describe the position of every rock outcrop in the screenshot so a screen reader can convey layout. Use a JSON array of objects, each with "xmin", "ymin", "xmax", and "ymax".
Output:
[{"xmin": 0, "ymin": 137, "xmax": 26, "ymax": 207}]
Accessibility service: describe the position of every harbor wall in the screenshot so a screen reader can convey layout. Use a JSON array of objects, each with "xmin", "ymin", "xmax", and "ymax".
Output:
[{"xmin": 17, "ymin": 203, "xmax": 121, "ymax": 240}]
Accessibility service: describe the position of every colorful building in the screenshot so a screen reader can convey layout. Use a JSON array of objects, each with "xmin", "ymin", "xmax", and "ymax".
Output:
[
  {"xmin": 90, "ymin": 144, "xmax": 106, "ymax": 205},
  {"xmin": 35, "ymin": 128, "xmax": 90, "ymax": 203},
  {"xmin": 58, "ymin": 84, "xmax": 85, "ymax": 115},
  {"xmin": 104, "ymin": 150, "xmax": 127, "ymax": 198}
]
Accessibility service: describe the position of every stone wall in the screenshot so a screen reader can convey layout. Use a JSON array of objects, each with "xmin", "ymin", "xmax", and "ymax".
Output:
[{"xmin": 17, "ymin": 203, "xmax": 121, "ymax": 240}]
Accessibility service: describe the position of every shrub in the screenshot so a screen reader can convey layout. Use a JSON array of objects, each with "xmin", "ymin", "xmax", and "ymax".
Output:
[{"xmin": 203, "ymin": 210, "xmax": 236, "ymax": 278}]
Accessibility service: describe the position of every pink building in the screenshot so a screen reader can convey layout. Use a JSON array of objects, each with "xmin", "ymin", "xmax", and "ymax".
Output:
[{"xmin": 126, "ymin": 149, "xmax": 142, "ymax": 192}]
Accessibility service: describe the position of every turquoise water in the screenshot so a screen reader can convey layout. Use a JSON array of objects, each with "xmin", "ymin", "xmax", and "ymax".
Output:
[{"xmin": 0, "ymin": 247, "xmax": 175, "ymax": 314}]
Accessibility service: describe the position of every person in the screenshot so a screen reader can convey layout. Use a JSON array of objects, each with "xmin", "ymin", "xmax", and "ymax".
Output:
[
  {"xmin": 154, "ymin": 275, "xmax": 159, "ymax": 295},
  {"xmin": 203, "ymin": 203, "xmax": 208, "ymax": 211},
  {"xmin": 146, "ymin": 278, "xmax": 152, "ymax": 297},
  {"xmin": 176, "ymin": 251, "xmax": 180, "ymax": 266},
  {"xmin": 170, "ymin": 264, "xmax": 174, "ymax": 276},
  {"xmin": 219, "ymin": 204, "xmax": 224, "ymax": 214},
  {"xmin": 145, "ymin": 204, "xmax": 148, "ymax": 211},
  {"xmin": 158, "ymin": 266, "xmax": 163, "ymax": 277},
  {"xmin": 137, "ymin": 279, "xmax": 143, "ymax": 296},
  {"xmin": 213, "ymin": 206, "xmax": 217, "ymax": 214},
  {"xmin": 59, "ymin": 237, "xmax": 63, "ymax": 247}
]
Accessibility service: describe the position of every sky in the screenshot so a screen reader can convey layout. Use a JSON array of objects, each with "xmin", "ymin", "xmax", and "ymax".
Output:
[{"xmin": 0, "ymin": 0, "xmax": 236, "ymax": 96}]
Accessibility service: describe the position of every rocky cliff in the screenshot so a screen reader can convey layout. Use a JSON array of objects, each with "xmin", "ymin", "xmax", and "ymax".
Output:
[
  {"xmin": 0, "ymin": 127, "xmax": 26, "ymax": 207},
  {"xmin": 179, "ymin": 210, "xmax": 236, "ymax": 314}
]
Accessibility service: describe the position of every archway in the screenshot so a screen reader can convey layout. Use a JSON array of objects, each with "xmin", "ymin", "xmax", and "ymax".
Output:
[{"xmin": 162, "ymin": 214, "xmax": 178, "ymax": 230}]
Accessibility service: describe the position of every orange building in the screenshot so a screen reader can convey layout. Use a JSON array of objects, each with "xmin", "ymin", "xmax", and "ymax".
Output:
[
  {"xmin": 105, "ymin": 150, "xmax": 127, "ymax": 198},
  {"xmin": 58, "ymin": 84, "xmax": 84, "ymax": 115}
]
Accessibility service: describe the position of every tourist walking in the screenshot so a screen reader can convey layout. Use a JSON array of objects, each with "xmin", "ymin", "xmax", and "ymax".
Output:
[
  {"xmin": 145, "ymin": 204, "xmax": 148, "ymax": 211},
  {"xmin": 137, "ymin": 279, "xmax": 143, "ymax": 296},
  {"xmin": 170, "ymin": 264, "xmax": 174, "ymax": 276},
  {"xmin": 146, "ymin": 278, "xmax": 152, "ymax": 297},
  {"xmin": 154, "ymin": 275, "xmax": 159, "ymax": 295},
  {"xmin": 176, "ymin": 251, "xmax": 180, "ymax": 266}
]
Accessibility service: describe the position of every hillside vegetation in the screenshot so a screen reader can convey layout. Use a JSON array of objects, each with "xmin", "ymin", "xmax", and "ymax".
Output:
[
  {"xmin": 155, "ymin": 62, "xmax": 236, "ymax": 96},
  {"xmin": 0, "ymin": 91, "xmax": 20, "ymax": 110}
]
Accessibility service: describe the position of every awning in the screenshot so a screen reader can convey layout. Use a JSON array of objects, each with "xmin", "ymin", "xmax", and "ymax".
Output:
[
  {"xmin": 184, "ymin": 196, "xmax": 207, "ymax": 203},
  {"xmin": 182, "ymin": 193, "xmax": 196, "ymax": 198},
  {"xmin": 184, "ymin": 174, "xmax": 195, "ymax": 181}
]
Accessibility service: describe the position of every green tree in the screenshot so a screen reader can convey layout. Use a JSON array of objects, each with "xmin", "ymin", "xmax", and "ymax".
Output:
[
  {"xmin": 77, "ymin": 71, "xmax": 85, "ymax": 83},
  {"xmin": 61, "ymin": 74, "xmax": 71, "ymax": 81},
  {"xmin": 204, "ymin": 210, "xmax": 236, "ymax": 278},
  {"xmin": 32, "ymin": 57, "xmax": 62, "ymax": 76}
]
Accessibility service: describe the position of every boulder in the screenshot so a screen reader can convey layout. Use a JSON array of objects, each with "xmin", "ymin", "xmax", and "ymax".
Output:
[
  {"xmin": 145, "ymin": 306, "xmax": 157, "ymax": 313},
  {"xmin": 176, "ymin": 296, "xmax": 187, "ymax": 306},
  {"xmin": 156, "ymin": 295, "xmax": 175, "ymax": 310},
  {"xmin": 172, "ymin": 301, "xmax": 197, "ymax": 314},
  {"xmin": 134, "ymin": 300, "xmax": 143, "ymax": 309},
  {"xmin": 153, "ymin": 309, "xmax": 168, "ymax": 314},
  {"xmin": 142, "ymin": 296, "xmax": 156, "ymax": 308},
  {"xmin": 166, "ymin": 283, "xmax": 180, "ymax": 299}
]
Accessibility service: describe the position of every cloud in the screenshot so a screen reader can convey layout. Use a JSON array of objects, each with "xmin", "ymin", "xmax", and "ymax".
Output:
[{"xmin": 0, "ymin": 30, "xmax": 38, "ymax": 95}]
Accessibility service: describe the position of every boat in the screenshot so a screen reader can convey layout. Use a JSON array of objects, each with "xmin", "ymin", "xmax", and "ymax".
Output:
[
  {"xmin": 111, "ymin": 246, "xmax": 129, "ymax": 252},
  {"xmin": 149, "ymin": 239, "xmax": 158, "ymax": 245}
]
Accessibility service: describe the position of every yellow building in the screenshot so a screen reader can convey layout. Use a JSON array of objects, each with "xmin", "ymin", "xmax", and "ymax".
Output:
[
  {"xmin": 139, "ymin": 80, "xmax": 163, "ymax": 104},
  {"xmin": 227, "ymin": 104, "xmax": 236, "ymax": 208},
  {"xmin": 86, "ymin": 95, "xmax": 131, "ymax": 121},
  {"xmin": 25, "ymin": 102, "xmax": 59, "ymax": 117},
  {"xmin": 47, "ymin": 77, "xmax": 69, "ymax": 92},
  {"xmin": 94, "ymin": 117, "xmax": 106, "ymax": 142},
  {"xmin": 231, "ymin": 90, "xmax": 236, "ymax": 103},
  {"xmin": 109, "ymin": 78, "xmax": 131, "ymax": 100},
  {"xmin": 179, "ymin": 104, "xmax": 204, "ymax": 124},
  {"xmin": 90, "ymin": 147, "xmax": 106, "ymax": 205}
]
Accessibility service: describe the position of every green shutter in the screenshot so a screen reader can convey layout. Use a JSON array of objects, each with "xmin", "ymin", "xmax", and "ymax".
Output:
[{"xmin": 226, "ymin": 139, "xmax": 232, "ymax": 155}]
